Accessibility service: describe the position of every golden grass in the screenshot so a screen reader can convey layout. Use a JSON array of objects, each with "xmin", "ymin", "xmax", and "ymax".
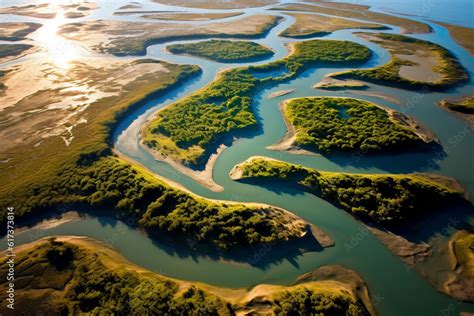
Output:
[
  {"xmin": 273, "ymin": 3, "xmax": 431, "ymax": 34},
  {"xmin": 438, "ymin": 22, "xmax": 474, "ymax": 55},
  {"xmin": 280, "ymin": 12, "xmax": 386, "ymax": 38}
]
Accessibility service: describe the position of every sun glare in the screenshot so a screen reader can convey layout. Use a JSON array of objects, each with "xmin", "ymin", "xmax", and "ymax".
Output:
[{"xmin": 35, "ymin": 12, "xmax": 82, "ymax": 69}]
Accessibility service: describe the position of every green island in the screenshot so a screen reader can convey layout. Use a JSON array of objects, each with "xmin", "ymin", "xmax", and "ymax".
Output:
[
  {"xmin": 446, "ymin": 231, "xmax": 474, "ymax": 302},
  {"xmin": 0, "ymin": 237, "xmax": 374, "ymax": 315},
  {"xmin": 230, "ymin": 157, "xmax": 466, "ymax": 226},
  {"xmin": 331, "ymin": 33, "xmax": 469, "ymax": 90},
  {"xmin": 274, "ymin": 96, "xmax": 435, "ymax": 154},
  {"xmin": 167, "ymin": 39, "xmax": 274, "ymax": 62},
  {"xmin": 0, "ymin": 59, "xmax": 314, "ymax": 253},
  {"xmin": 142, "ymin": 39, "xmax": 371, "ymax": 165}
]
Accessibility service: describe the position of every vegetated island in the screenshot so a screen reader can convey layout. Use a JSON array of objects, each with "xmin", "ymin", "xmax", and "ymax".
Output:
[
  {"xmin": 437, "ymin": 22, "xmax": 474, "ymax": 55},
  {"xmin": 0, "ymin": 58, "xmax": 330, "ymax": 258},
  {"xmin": 230, "ymin": 156, "xmax": 466, "ymax": 227},
  {"xmin": 0, "ymin": 22, "xmax": 41, "ymax": 41},
  {"xmin": 445, "ymin": 230, "xmax": 474, "ymax": 302},
  {"xmin": 271, "ymin": 3, "xmax": 431, "ymax": 34},
  {"xmin": 0, "ymin": 237, "xmax": 375, "ymax": 315},
  {"xmin": 278, "ymin": 12, "xmax": 389, "ymax": 38},
  {"xmin": 167, "ymin": 39, "xmax": 274, "ymax": 63},
  {"xmin": 58, "ymin": 15, "xmax": 282, "ymax": 56},
  {"xmin": 330, "ymin": 33, "xmax": 469, "ymax": 90},
  {"xmin": 438, "ymin": 96, "xmax": 474, "ymax": 126},
  {"xmin": 230, "ymin": 156, "xmax": 472, "ymax": 301},
  {"xmin": 268, "ymin": 97, "xmax": 437, "ymax": 155},
  {"xmin": 142, "ymin": 12, "xmax": 244, "ymax": 21},
  {"xmin": 141, "ymin": 39, "xmax": 371, "ymax": 175}
]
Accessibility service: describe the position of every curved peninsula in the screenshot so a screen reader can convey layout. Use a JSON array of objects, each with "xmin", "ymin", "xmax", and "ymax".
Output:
[
  {"xmin": 230, "ymin": 156, "xmax": 472, "ymax": 301},
  {"xmin": 167, "ymin": 39, "xmax": 274, "ymax": 63},
  {"xmin": 0, "ymin": 237, "xmax": 374, "ymax": 315},
  {"xmin": 268, "ymin": 97, "xmax": 437, "ymax": 155},
  {"xmin": 0, "ymin": 58, "xmax": 328, "ymax": 260},
  {"xmin": 230, "ymin": 156, "xmax": 466, "ymax": 226},
  {"xmin": 330, "ymin": 33, "xmax": 469, "ymax": 90}
]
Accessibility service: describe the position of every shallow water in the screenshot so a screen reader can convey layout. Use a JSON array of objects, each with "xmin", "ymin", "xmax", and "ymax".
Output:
[{"xmin": 1, "ymin": 1, "xmax": 474, "ymax": 314}]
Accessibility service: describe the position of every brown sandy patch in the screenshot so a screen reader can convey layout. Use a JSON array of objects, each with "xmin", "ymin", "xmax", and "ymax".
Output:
[
  {"xmin": 0, "ymin": 58, "xmax": 176, "ymax": 152},
  {"xmin": 280, "ymin": 12, "xmax": 386, "ymax": 38},
  {"xmin": 0, "ymin": 44, "xmax": 38, "ymax": 64},
  {"xmin": 397, "ymin": 51, "xmax": 442, "ymax": 82},
  {"xmin": 142, "ymin": 12, "xmax": 244, "ymax": 21},
  {"xmin": 0, "ymin": 22, "xmax": 42, "ymax": 41},
  {"xmin": 268, "ymin": 89, "xmax": 295, "ymax": 99},
  {"xmin": 437, "ymin": 22, "xmax": 474, "ymax": 55},
  {"xmin": 0, "ymin": 2, "xmax": 97, "ymax": 19},
  {"xmin": 356, "ymin": 32, "xmax": 446, "ymax": 83},
  {"xmin": 266, "ymin": 101, "xmax": 321, "ymax": 156},
  {"xmin": 272, "ymin": 3, "xmax": 430, "ymax": 34},
  {"xmin": 59, "ymin": 15, "xmax": 280, "ymax": 55}
]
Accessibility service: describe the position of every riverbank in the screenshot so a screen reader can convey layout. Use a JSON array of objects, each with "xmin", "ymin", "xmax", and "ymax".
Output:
[
  {"xmin": 267, "ymin": 96, "xmax": 438, "ymax": 155},
  {"xmin": 0, "ymin": 236, "xmax": 372, "ymax": 315}
]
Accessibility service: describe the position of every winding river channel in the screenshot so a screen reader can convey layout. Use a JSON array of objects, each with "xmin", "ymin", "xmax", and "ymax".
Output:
[{"xmin": 1, "ymin": 0, "xmax": 474, "ymax": 315}]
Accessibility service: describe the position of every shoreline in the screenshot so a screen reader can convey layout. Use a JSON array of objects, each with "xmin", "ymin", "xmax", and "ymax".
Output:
[
  {"xmin": 1, "ymin": 236, "xmax": 372, "ymax": 314},
  {"xmin": 266, "ymin": 99, "xmax": 321, "ymax": 156},
  {"xmin": 114, "ymin": 149, "xmax": 334, "ymax": 249}
]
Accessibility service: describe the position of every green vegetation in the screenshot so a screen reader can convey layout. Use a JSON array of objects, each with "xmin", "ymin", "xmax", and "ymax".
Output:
[
  {"xmin": 16, "ymin": 156, "xmax": 305, "ymax": 250},
  {"xmin": 0, "ymin": 43, "xmax": 33, "ymax": 59},
  {"xmin": 440, "ymin": 96, "xmax": 474, "ymax": 114},
  {"xmin": 167, "ymin": 39, "xmax": 274, "ymax": 62},
  {"xmin": 233, "ymin": 157, "xmax": 465, "ymax": 226},
  {"xmin": 0, "ymin": 238, "xmax": 374, "ymax": 315},
  {"xmin": 0, "ymin": 239, "xmax": 227, "ymax": 315},
  {"xmin": 333, "ymin": 33, "xmax": 468, "ymax": 90},
  {"xmin": 274, "ymin": 287, "xmax": 369, "ymax": 315},
  {"xmin": 143, "ymin": 39, "xmax": 371, "ymax": 165},
  {"xmin": 284, "ymin": 97, "xmax": 427, "ymax": 154},
  {"xmin": 0, "ymin": 59, "xmax": 310, "ymax": 252}
]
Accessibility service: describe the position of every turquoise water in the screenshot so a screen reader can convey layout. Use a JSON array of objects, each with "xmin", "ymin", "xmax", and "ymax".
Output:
[{"xmin": 1, "ymin": 1, "xmax": 473, "ymax": 315}]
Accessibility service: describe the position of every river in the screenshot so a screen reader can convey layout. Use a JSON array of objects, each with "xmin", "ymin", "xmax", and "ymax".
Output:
[{"xmin": 1, "ymin": 1, "xmax": 473, "ymax": 315}]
